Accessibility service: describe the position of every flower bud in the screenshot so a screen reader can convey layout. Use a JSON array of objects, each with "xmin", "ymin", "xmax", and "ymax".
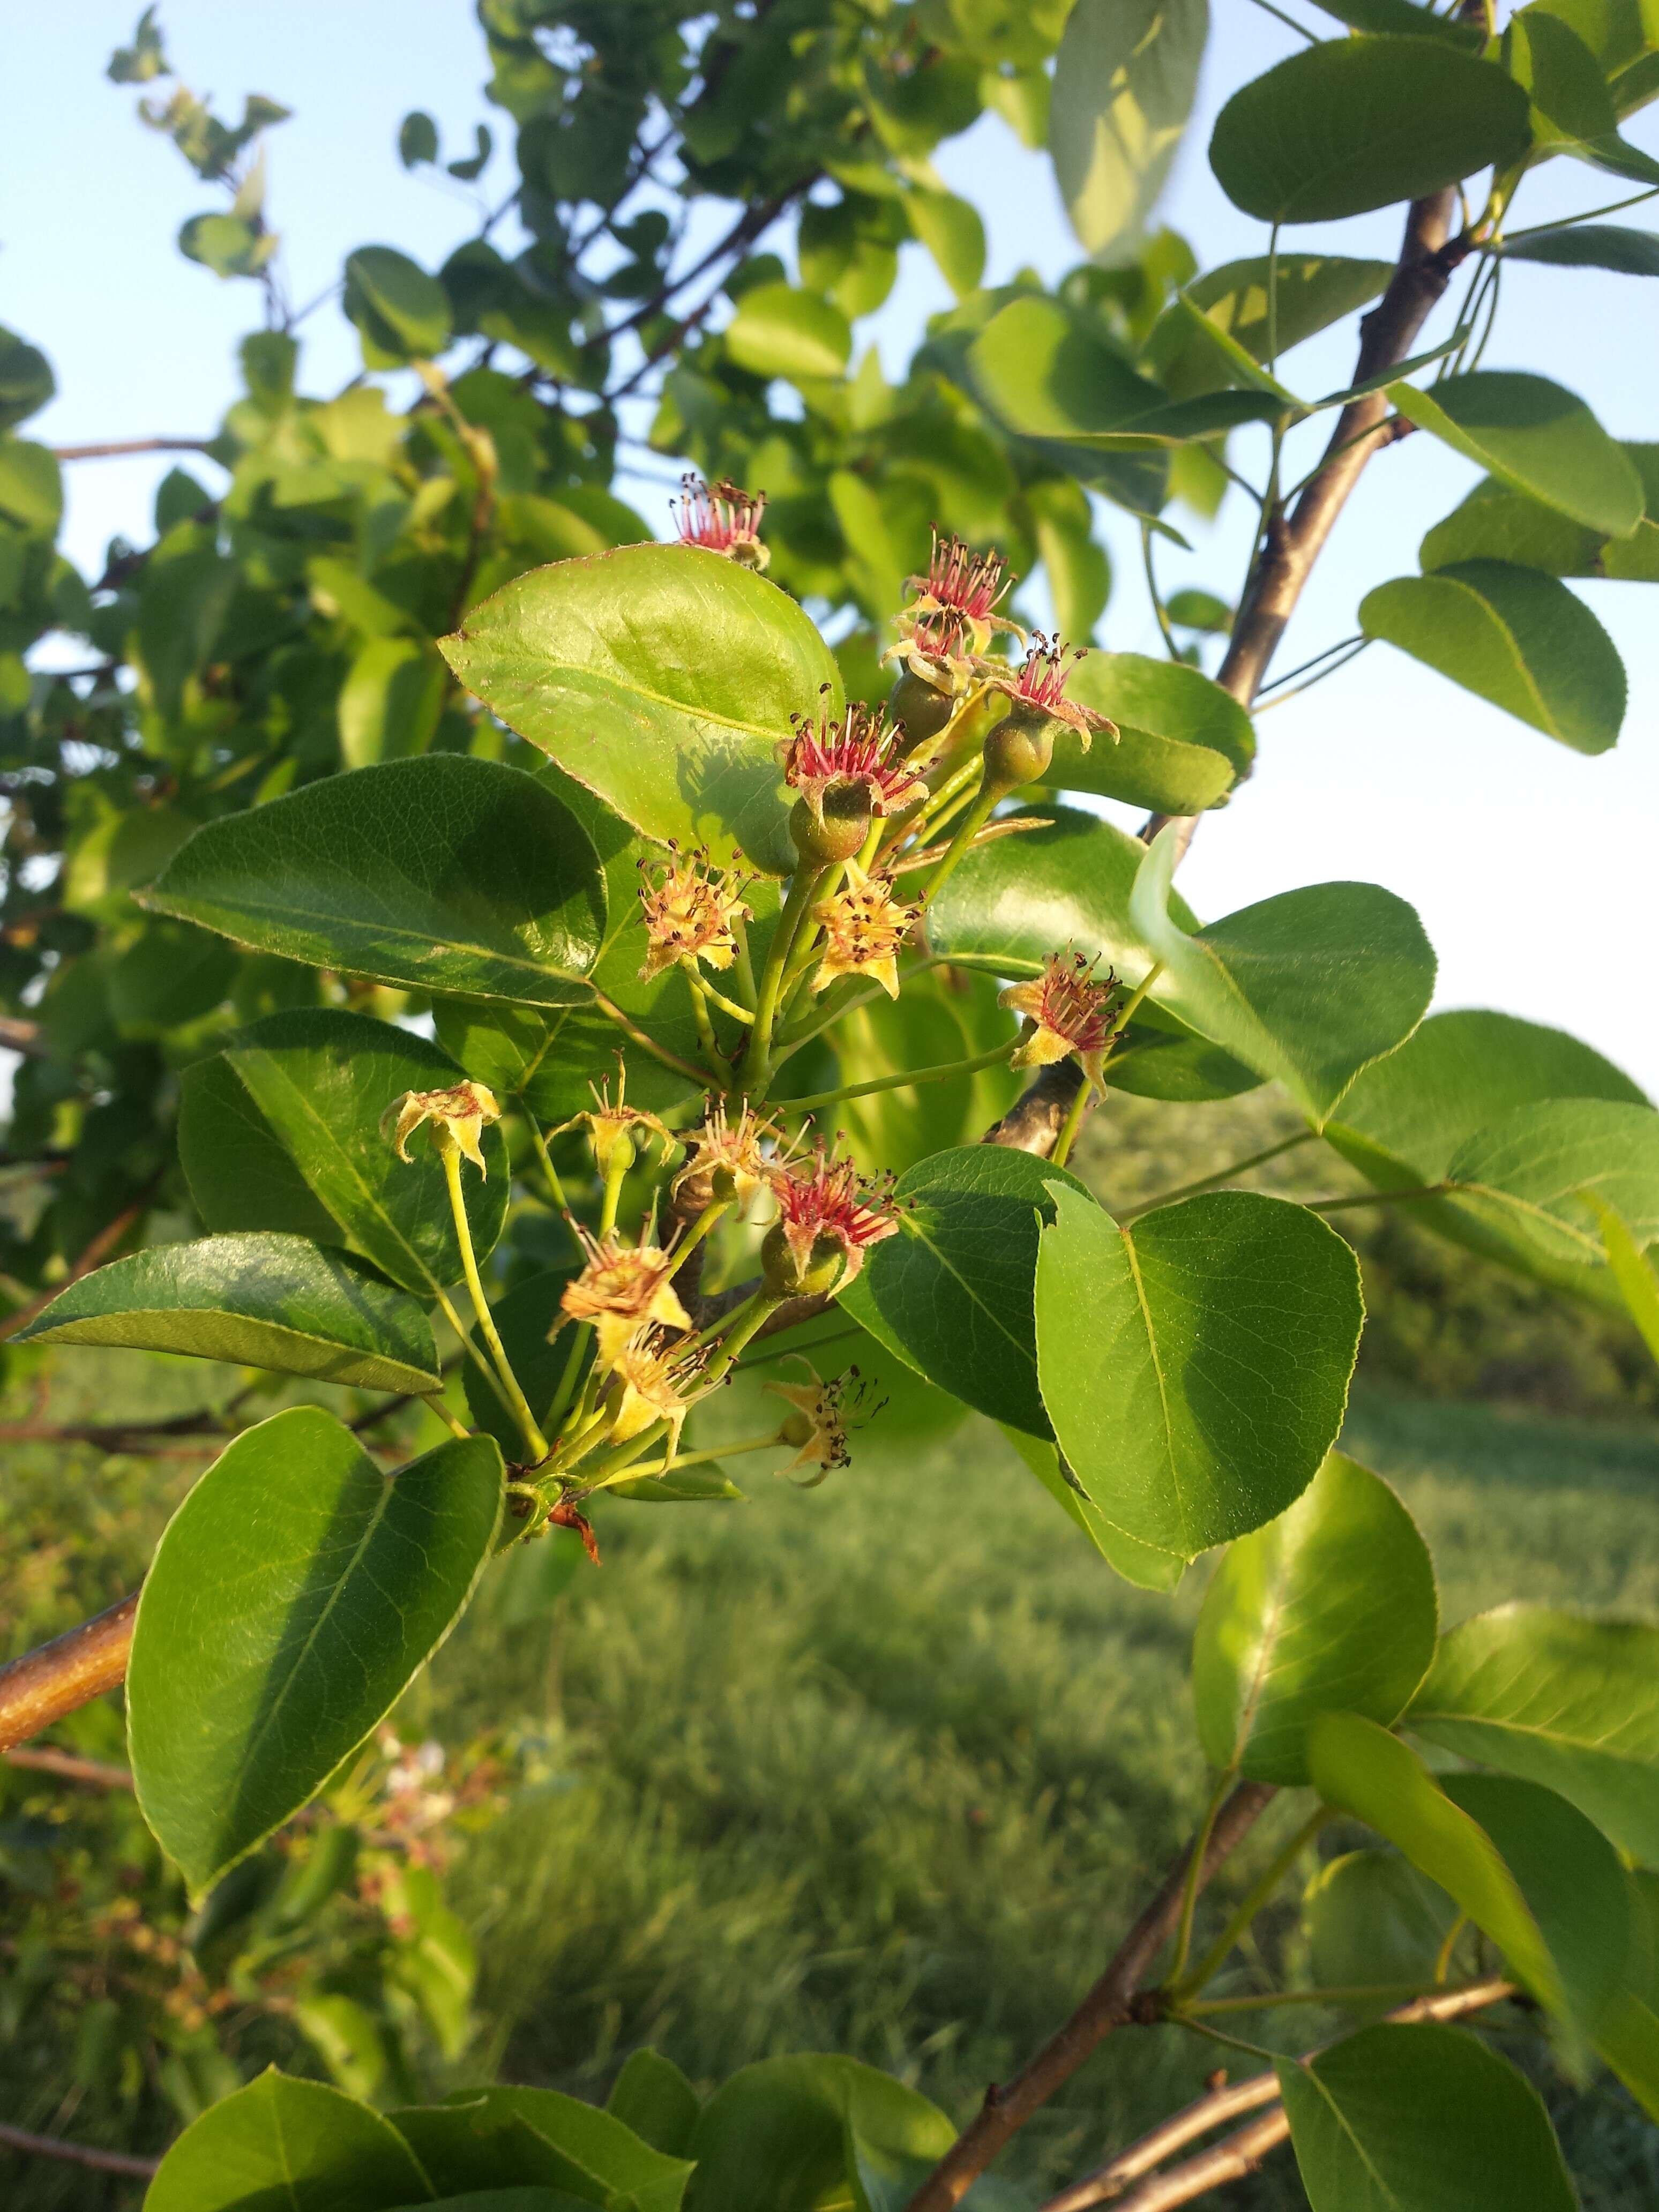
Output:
[
  {"xmin": 790, "ymin": 787, "xmax": 870, "ymax": 868},
  {"xmin": 982, "ymin": 704, "xmax": 1056, "ymax": 796}
]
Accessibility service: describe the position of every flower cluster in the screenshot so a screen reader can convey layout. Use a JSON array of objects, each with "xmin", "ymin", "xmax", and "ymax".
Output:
[
  {"xmin": 810, "ymin": 861, "xmax": 921, "ymax": 999},
  {"xmin": 904, "ymin": 530, "xmax": 1022, "ymax": 655},
  {"xmin": 781, "ymin": 694, "xmax": 925, "ymax": 829},
  {"xmin": 672, "ymin": 474, "xmax": 768, "ymax": 569},
  {"xmin": 637, "ymin": 842, "xmax": 753, "ymax": 982},
  {"xmin": 999, "ymin": 952, "xmax": 1123, "ymax": 1089}
]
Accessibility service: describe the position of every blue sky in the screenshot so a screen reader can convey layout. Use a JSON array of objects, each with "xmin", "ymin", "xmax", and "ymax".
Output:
[{"xmin": 4, "ymin": 1, "xmax": 1657, "ymax": 1088}]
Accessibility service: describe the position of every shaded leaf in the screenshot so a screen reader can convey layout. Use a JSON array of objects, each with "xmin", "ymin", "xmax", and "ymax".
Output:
[
  {"xmin": 1303, "ymin": 1850, "xmax": 1463, "ymax": 1997},
  {"xmin": 1147, "ymin": 255, "xmax": 1394, "ymax": 393},
  {"xmin": 145, "ymin": 2067, "xmax": 432, "ymax": 2212},
  {"xmin": 1003, "ymin": 1425, "xmax": 1186, "ymax": 1593},
  {"xmin": 1391, "ymin": 370, "xmax": 1644, "ymax": 537},
  {"xmin": 1050, "ymin": 0, "xmax": 1209, "ymax": 264},
  {"xmin": 345, "ymin": 244, "xmax": 453, "ymax": 367},
  {"xmin": 1501, "ymin": 220, "xmax": 1659, "ymax": 274}
]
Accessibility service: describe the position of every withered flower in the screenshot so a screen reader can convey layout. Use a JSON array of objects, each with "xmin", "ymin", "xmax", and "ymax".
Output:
[
  {"xmin": 999, "ymin": 952, "xmax": 1122, "ymax": 1089},
  {"xmin": 977, "ymin": 634, "xmax": 1116, "ymax": 753},
  {"xmin": 602, "ymin": 1327, "xmax": 710, "ymax": 1456},
  {"xmin": 763, "ymin": 1142, "xmax": 901, "ymax": 1295},
  {"xmin": 637, "ymin": 842, "xmax": 753, "ymax": 982},
  {"xmin": 382, "ymin": 1081, "xmax": 500, "ymax": 1174},
  {"xmin": 672, "ymin": 474, "xmax": 769, "ymax": 570},
  {"xmin": 780, "ymin": 694, "xmax": 925, "ymax": 832},
  {"xmin": 900, "ymin": 530, "xmax": 1023, "ymax": 657},
  {"xmin": 559, "ymin": 1223, "xmax": 693, "ymax": 1370},
  {"xmin": 671, "ymin": 1099, "xmax": 787, "ymax": 1212},
  {"xmin": 549, "ymin": 1067, "xmax": 677, "ymax": 1182},
  {"xmin": 764, "ymin": 1358, "xmax": 886, "ymax": 1487},
  {"xmin": 810, "ymin": 861, "xmax": 920, "ymax": 1000}
]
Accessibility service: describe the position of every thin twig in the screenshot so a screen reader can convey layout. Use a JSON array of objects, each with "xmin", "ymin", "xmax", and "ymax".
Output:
[
  {"xmin": 50, "ymin": 437, "xmax": 213, "ymax": 462},
  {"xmin": 4, "ymin": 1746, "xmax": 134, "ymax": 1790},
  {"xmin": 0, "ymin": 2121, "xmax": 159, "ymax": 2179},
  {"xmin": 0, "ymin": 1185, "xmax": 158, "ymax": 1339}
]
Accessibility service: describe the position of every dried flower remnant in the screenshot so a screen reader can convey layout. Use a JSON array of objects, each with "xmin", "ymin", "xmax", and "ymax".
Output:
[
  {"xmin": 902, "ymin": 530, "xmax": 1023, "ymax": 656},
  {"xmin": 763, "ymin": 1141, "xmax": 901, "ymax": 1294},
  {"xmin": 602, "ymin": 1327, "xmax": 710, "ymax": 1456},
  {"xmin": 549, "ymin": 1066, "xmax": 678, "ymax": 1181},
  {"xmin": 810, "ymin": 861, "xmax": 920, "ymax": 999},
  {"xmin": 1000, "ymin": 953, "xmax": 1122, "ymax": 1089},
  {"xmin": 765, "ymin": 1359, "xmax": 886, "ymax": 1486},
  {"xmin": 638, "ymin": 842, "xmax": 753, "ymax": 982},
  {"xmin": 559, "ymin": 1223, "xmax": 694, "ymax": 1369},
  {"xmin": 671, "ymin": 1098, "xmax": 787, "ymax": 1212},
  {"xmin": 882, "ymin": 609, "xmax": 976, "ymax": 702},
  {"xmin": 780, "ymin": 695, "xmax": 925, "ymax": 831},
  {"xmin": 672, "ymin": 474, "xmax": 769, "ymax": 570},
  {"xmin": 978, "ymin": 634, "xmax": 1115, "ymax": 750},
  {"xmin": 382, "ymin": 1081, "xmax": 500, "ymax": 1174}
]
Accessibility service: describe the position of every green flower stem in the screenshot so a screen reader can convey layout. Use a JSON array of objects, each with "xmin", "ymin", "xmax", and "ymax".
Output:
[
  {"xmin": 1183, "ymin": 1981, "xmax": 1454, "ymax": 2017},
  {"xmin": 597, "ymin": 1141, "xmax": 633, "ymax": 1239},
  {"xmin": 700, "ymin": 1288, "xmax": 788, "ymax": 1380},
  {"xmin": 440, "ymin": 1147, "xmax": 550, "ymax": 1464},
  {"xmin": 1172, "ymin": 1807, "xmax": 1334, "ymax": 2001},
  {"xmin": 681, "ymin": 959, "xmax": 726, "ymax": 1077},
  {"xmin": 573, "ymin": 1416, "xmax": 670, "ymax": 1491},
  {"xmin": 780, "ymin": 862, "xmax": 840, "ymax": 997},
  {"xmin": 426, "ymin": 1396, "xmax": 474, "ymax": 1442},
  {"xmin": 782, "ymin": 1038, "xmax": 1017, "ymax": 1118},
  {"xmin": 686, "ymin": 968, "xmax": 754, "ymax": 1025},
  {"xmin": 728, "ymin": 905, "xmax": 758, "ymax": 1007},
  {"xmin": 432, "ymin": 1286, "xmax": 521, "ymax": 1426},
  {"xmin": 593, "ymin": 988, "xmax": 724, "ymax": 1090},
  {"xmin": 919, "ymin": 782, "xmax": 1000, "ymax": 907},
  {"xmin": 739, "ymin": 864, "xmax": 824, "ymax": 1094},
  {"xmin": 524, "ymin": 1115, "xmax": 570, "ymax": 1214},
  {"xmin": 586, "ymin": 1429, "xmax": 785, "ymax": 1489},
  {"xmin": 1168, "ymin": 1770, "xmax": 1236, "ymax": 1988},
  {"xmin": 771, "ymin": 952, "xmax": 956, "ymax": 1062},
  {"xmin": 1050, "ymin": 1076, "xmax": 1093, "ymax": 1171},
  {"xmin": 543, "ymin": 1320, "xmax": 593, "ymax": 1438},
  {"xmin": 1117, "ymin": 1132, "xmax": 1317, "ymax": 1223},
  {"xmin": 675, "ymin": 1197, "xmax": 730, "ymax": 1268}
]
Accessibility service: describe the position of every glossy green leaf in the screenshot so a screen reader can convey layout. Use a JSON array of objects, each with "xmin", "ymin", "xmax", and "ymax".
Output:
[
  {"xmin": 1103, "ymin": 1028, "xmax": 1266, "ymax": 1101},
  {"xmin": 1359, "ymin": 560, "xmax": 1626, "ymax": 753},
  {"xmin": 967, "ymin": 297, "xmax": 1281, "ymax": 445},
  {"xmin": 1148, "ymin": 256, "xmax": 1394, "ymax": 394},
  {"xmin": 1390, "ymin": 371, "xmax": 1644, "ymax": 537},
  {"xmin": 1421, "ymin": 444, "xmax": 1659, "ymax": 579},
  {"xmin": 1592, "ymin": 1194, "xmax": 1659, "ymax": 1362},
  {"xmin": 1209, "ymin": 40, "xmax": 1530, "ymax": 223},
  {"xmin": 685, "ymin": 2054, "xmax": 954, "ymax": 2212},
  {"xmin": 1003, "ymin": 1425, "xmax": 1186, "ymax": 1592},
  {"xmin": 15, "ymin": 1232, "xmax": 441, "ymax": 1395},
  {"xmin": 1192, "ymin": 1453, "xmax": 1437, "ymax": 1784},
  {"xmin": 339, "ymin": 636, "xmax": 447, "ymax": 767},
  {"xmin": 1052, "ymin": 651, "xmax": 1252, "ymax": 812},
  {"xmin": 1503, "ymin": 220, "xmax": 1659, "ymax": 274},
  {"xmin": 129, "ymin": 1410, "xmax": 502, "ymax": 1893},
  {"xmin": 1303, "ymin": 1850, "xmax": 1463, "ymax": 1997},
  {"xmin": 1443, "ymin": 1098, "xmax": 1659, "ymax": 1272},
  {"xmin": 1131, "ymin": 827, "xmax": 1436, "ymax": 1127},
  {"xmin": 607, "ymin": 2049, "xmax": 701, "ymax": 2159},
  {"xmin": 1027, "ymin": 478, "xmax": 1110, "ymax": 644},
  {"xmin": 838, "ymin": 1146, "xmax": 1091, "ymax": 1437},
  {"xmin": 724, "ymin": 283, "xmax": 851, "ymax": 382},
  {"xmin": 1050, "ymin": 0, "xmax": 1209, "ymax": 264},
  {"xmin": 1409, "ymin": 1603, "xmax": 1659, "ymax": 1863},
  {"xmin": 1597, "ymin": 1869, "xmax": 1659, "ymax": 2125},
  {"xmin": 1307, "ymin": 1714, "xmax": 1626, "ymax": 2031},
  {"xmin": 1509, "ymin": 5, "xmax": 1659, "ymax": 181},
  {"xmin": 1036, "ymin": 1187, "xmax": 1364, "ymax": 1559},
  {"xmin": 345, "ymin": 244, "xmax": 453, "ymax": 368},
  {"xmin": 442, "ymin": 545, "xmax": 841, "ymax": 875},
  {"xmin": 1324, "ymin": 1007, "xmax": 1647, "ymax": 1189},
  {"xmin": 145, "ymin": 2066, "xmax": 433, "ymax": 2212},
  {"xmin": 145, "ymin": 757, "xmax": 606, "ymax": 1007},
  {"xmin": 1277, "ymin": 2022, "xmax": 1576, "ymax": 2212},
  {"xmin": 415, "ymin": 2088, "xmax": 691, "ymax": 2212},
  {"xmin": 464, "ymin": 1267, "xmax": 586, "ymax": 1462},
  {"xmin": 181, "ymin": 1010, "xmax": 509, "ymax": 1300}
]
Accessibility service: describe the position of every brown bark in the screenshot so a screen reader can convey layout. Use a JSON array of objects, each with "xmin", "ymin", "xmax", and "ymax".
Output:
[{"xmin": 0, "ymin": 1593, "xmax": 138, "ymax": 1753}]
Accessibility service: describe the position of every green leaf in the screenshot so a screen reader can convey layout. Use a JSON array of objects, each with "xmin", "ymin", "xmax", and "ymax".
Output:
[
  {"xmin": 0, "ymin": 437, "xmax": 63, "ymax": 534},
  {"xmin": 463, "ymin": 1267, "xmax": 587, "ymax": 1461},
  {"xmin": 339, "ymin": 637, "xmax": 448, "ymax": 768},
  {"xmin": 400, "ymin": 110, "xmax": 439, "ymax": 168},
  {"xmin": 390, "ymin": 2101, "xmax": 586, "ymax": 2198},
  {"xmin": 1027, "ymin": 479, "xmax": 1110, "ymax": 644},
  {"xmin": 129, "ymin": 1410, "xmax": 501, "ymax": 1894},
  {"xmin": 179, "ymin": 212, "xmax": 276, "ymax": 280},
  {"xmin": 967, "ymin": 297, "xmax": 1282, "ymax": 445},
  {"xmin": 1443, "ymin": 1097, "xmax": 1659, "ymax": 1273},
  {"xmin": 1277, "ymin": 2022, "xmax": 1576, "ymax": 2212},
  {"xmin": 1192, "ymin": 1453, "xmax": 1437, "ymax": 1784},
  {"xmin": 1209, "ymin": 39, "xmax": 1530, "ymax": 223},
  {"xmin": 1390, "ymin": 371, "xmax": 1644, "ymax": 537},
  {"xmin": 181, "ymin": 1010, "xmax": 509, "ymax": 1301},
  {"xmin": 1303, "ymin": 1850, "xmax": 1463, "ymax": 1997},
  {"xmin": 440, "ymin": 545, "xmax": 843, "ymax": 876},
  {"xmin": 724, "ymin": 283, "xmax": 851, "ymax": 382},
  {"xmin": 1501, "ymin": 221, "xmax": 1659, "ymax": 274},
  {"xmin": 1306, "ymin": 0, "xmax": 1482, "ymax": 38},
  {"xmin": 145, "ymin": 2066, "xmax": 434, "ymax": 2212},
  {"xmin": 838, "ymin": 1146, "xmax": 1092, "ymax": 1437},
  {"xmin": 1130, "ymin": 827, "xmax": 1436, "ymax": 1127},
  {"xmin": 1420, "ymin": 450, "xmax": 1659, "ymax": 581},
  {"xmin": 685, "ymin": 2054, "xmax": 954, "ymax": 2212},
  {"xmin": 1358, "ymin": 561, "xmax": 1626, "ymax": 753},
  {"xmin": 1054, "ymin": 652, "xmax": 1252, "ymax": 812},
  {"xmin": 607, "ymin": 2049, "xmax": 701, "ymax": 2159},
  {"xmin": 905, "ymin": 185, "xmax": 986, "ymax": 298},
  {"xmin": 0, "ymin": 324, "xmax": 54, "ymax": 434},
  {"xmin": 1591, "ymin": 1194, "xmax": 1659, "ymax": 1362},
  {"xmin": 1002, "ymin": 1425, "xmax": 1186, "ymax": 1592},
  {"xmin": 1325, "ymin": 1007, "xmax": 1647, "ymax": 1189},
  {"xmin": 1307, "ymin": 1714, "xmax": 1627, "ymax": 2032},
  {"xmin": 14, "ymin": 1232, "xmax": 442, "ymax": 1395},
  {"xmin": 1036, "ymin": 1186, "xmax": 1362, "ymax": 1559},
  {"xmin": 1147, "ymin": 256, "xmax": 1394, "ymax": 392},
  {"xmin": 1598, "ymin": 1869, "xmax": 1659, "ymax": 2124},
  {"xmin": 1049, "ymin": 0, "xmax": 1210, "ymax": 264},
  {"xmin": 145, "ymin": 757, "xmax": 604, "ymax": 1007},
  {"xmin": 345, "ymin": 245, "xmax": 453, "ymax": 367},
  {"xmin": 414, "ymin": 2089, "xmax": 691, "ymax": 2212},
  {"xmin": 1409, "ymin": 1604, "xmax": 1659, "ymax": 1864}
]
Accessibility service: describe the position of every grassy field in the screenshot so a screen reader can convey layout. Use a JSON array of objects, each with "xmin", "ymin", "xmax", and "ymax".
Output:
[{"xmin": 6, "ymin": 1142, "xmax": 1659, "ymax": 2206}]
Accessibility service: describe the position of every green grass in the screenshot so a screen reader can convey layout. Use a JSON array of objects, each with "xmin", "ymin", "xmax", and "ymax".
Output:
[{"xmin": 427, "ymin": 1386, "xmax": 1659, "ymax": 2208}]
